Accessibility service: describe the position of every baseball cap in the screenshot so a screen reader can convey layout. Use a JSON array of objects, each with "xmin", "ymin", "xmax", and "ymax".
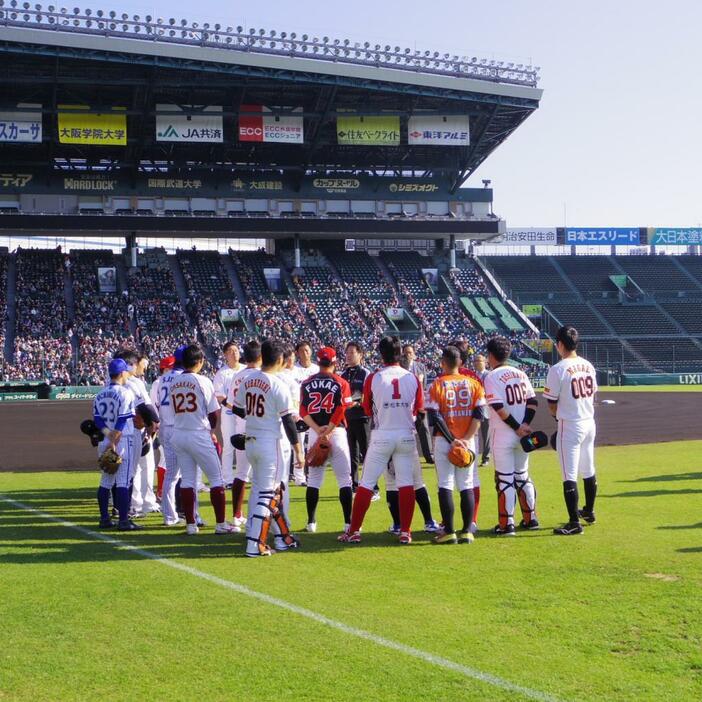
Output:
[
  {"xmin": 108, "ymin": 358, "xmax": 129, "ymax": 377},
  {"xmin": 174, "ymin": 344, "xmax": 188, "ymax": 365},
  {"xmin": 317, "ymin": 346, "xmax": 337, "ymax": 365},
  {"xmin": 160, "ymin": 355, "xmax": 176, "ymax": 371}
]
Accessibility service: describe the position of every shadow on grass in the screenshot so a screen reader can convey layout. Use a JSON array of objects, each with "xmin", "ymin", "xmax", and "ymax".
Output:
[
  {"xmin": 601, "ymin": 488, "xmax": 702, "ymax": 499},
  {"xmin": 677, "ymin": 547, "xmax": 702, "ymax": 554},
  {"xmin": 657, "ymin": 522, "xmax": 702, "ymax": 531},
  {"xmin": 620, "ymin": 472, "xmax": 702, "ymax": 484}
]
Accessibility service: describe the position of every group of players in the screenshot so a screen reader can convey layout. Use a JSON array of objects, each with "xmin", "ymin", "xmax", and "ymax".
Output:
[{"xmin": 91, "ymin": 324, "xmax": 599, "ymax": 556}]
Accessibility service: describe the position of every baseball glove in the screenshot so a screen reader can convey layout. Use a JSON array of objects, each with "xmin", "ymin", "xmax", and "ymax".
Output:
[
  {"xmin": 447, "ymin": 441, "xmax": 476, "ymax": 468},
  {"xmin": 98, "ymin": 447, "xmax": 122, "ymax": 475},
  {"xmin": 231, "ymin": 433, "xmax": 246, "ymax": 450},
  {"xmin": 80, "ymin": 419, "xmax": 103, "ymax": 447},
  {"xmin": 306, "ymin": 436, "xmax": 331, "ymax": 467},
  {"xmin": 520, "ymin": 431, "xmax": 548, "ymax": 453}
]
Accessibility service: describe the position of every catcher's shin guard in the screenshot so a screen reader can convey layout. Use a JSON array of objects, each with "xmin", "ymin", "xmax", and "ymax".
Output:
[
  {"xmin": 246, "ymin": 489, "xmax": 275, "ymax": 556},
  {"xmin": 494, "ymin": 470, "xmax": 516, "ymax": 528},
  {"xmin": 269, "ymin": 484, "xmax": 299, "ymax": 549},
  {"xmin": 515, "ymin": 470, "xmax": 537, "ymax": 523}
]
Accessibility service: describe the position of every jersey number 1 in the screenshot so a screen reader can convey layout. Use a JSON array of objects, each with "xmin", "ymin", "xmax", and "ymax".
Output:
[{"xmin": 391, "ymin": 378, "xmax": 401, "ymax": 400}]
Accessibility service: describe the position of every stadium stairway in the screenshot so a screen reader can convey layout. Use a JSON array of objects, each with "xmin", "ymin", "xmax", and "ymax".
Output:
[
  {"xmin": 670, "ymin": 256, "xmax": 702, "ymax": 293},
  {"xmin": 167, "ymin": 255, "xmax": 197, "ymax": 329},
  {"xmin": 547, "ymin": 256, "xmax": 584, "ymax": 300},
  {"xmin": 373, "ymin": 256, "xmax": 401, "ymax": 298},
  {"xmin": 4, "ymin": 252, "xmax": 17, "ymax": 361},
  {"xmin": 221, "ymin": 253, "xmax": 251, "ymax": 315},
  {"xmin": 63, "ymin": 262, "xmax": 79, "ymax": 361},
  {"xmin": 115, "ymin": 255, "xmax": 137, "ymax": 336}
]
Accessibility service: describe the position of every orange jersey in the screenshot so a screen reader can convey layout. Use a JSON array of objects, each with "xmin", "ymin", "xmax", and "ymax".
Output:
[{"xmin": 426, "ymin": 373, "xmax": 486, "ymax": 439}]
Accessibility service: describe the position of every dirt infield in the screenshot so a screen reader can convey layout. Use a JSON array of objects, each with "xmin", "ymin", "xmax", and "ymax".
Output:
[{"xmin": 0, "ymin": 391, "xmax": 699, "ymax": 472}]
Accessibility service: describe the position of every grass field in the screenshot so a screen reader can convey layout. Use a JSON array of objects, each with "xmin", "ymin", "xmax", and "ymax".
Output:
[{"xmin": 1, "ymin": 441, "xmax": 701, "ymax": 701}]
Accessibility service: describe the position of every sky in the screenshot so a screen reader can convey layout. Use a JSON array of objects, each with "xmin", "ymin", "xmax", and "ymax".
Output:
[{"xmin": 67, "ymin": 0, "xmax": 702, "ymax": 227}]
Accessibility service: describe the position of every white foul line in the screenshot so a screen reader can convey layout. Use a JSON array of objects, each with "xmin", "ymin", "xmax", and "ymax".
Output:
[{"xmin": 1, "ymin": 496, "xmax": 562, "ymax": 702}]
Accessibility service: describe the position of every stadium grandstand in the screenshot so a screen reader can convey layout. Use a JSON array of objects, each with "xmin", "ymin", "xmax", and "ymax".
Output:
[{"xmin": 0, "ymin": 7, "xmax": 700, "ymax": 392}]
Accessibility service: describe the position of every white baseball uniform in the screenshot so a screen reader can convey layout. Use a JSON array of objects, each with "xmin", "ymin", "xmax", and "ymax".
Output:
[
  {"xmin": 226, "ymin": 365, "xmax": 258, "ymax": 483},
  {"xmin": 213, "ymin": 363, "xmax": 242, "ymax": 484},
  {"xmin": 359, "ymin": 364, "xmax": 423, "ymax": 490},
  {"xmin": 170, "ymin": 371, "xmax": 223, "ymax": 491},
  {"xmin": 233, "ymin": 369, "xmax": 295, "ymax": 555},
  {"xmin": 149, "ymin": 376, "xmax": 168, "ymax": 473},
  {"xmin": 279, "ymin": 366, "xmax": 303, "ymax": 483},
  {"xmin": 93, "ymin": 383, "xmax": 137, "ymax": 489},
  {"xmin": 544, "ymin": 356, "xmax": 598, "ymax": 482},
  {"xmin": 484, "ymin": 365, "xmax": 538, "ymax": 525},
  {"xmin": 159, "ymin": 367, "xmax": 184, "ymax": 523},
  {"xmin": 125, "ymin": 375, "xmax": 159, "ymax": 514}
]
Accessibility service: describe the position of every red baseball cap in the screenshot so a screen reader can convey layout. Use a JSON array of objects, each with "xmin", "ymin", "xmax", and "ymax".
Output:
[
  {"xmin": 160, "ymin": 355, "xmax": 176, "ymax": 371},
  {"xmin": 317, "ymin": 346, "xmax": 337, "ymax": 365}
]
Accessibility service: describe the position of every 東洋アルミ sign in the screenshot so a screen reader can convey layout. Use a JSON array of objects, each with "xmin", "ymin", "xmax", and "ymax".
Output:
[
  {"xmin": 407, "ymin": 115, "xmax": 469, "ymax": 146},
  {"xmin": 565, "ymin": 228, "xmax": 640, "ymax": 245}
]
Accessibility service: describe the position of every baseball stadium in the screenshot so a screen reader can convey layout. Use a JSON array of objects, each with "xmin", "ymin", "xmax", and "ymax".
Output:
[{"xmin": 0, "ymin": 5, "xmax": 700, "ymax": 702}]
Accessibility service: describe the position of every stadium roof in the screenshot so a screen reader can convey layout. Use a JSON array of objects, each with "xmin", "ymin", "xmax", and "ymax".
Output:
[{"xmin": 0, "ymin": 6, "xmax": 542, "ymax": 190}]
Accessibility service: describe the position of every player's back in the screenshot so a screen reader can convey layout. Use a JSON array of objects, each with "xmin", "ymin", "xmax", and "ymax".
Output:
[
  {"xmin": 484, "ymin": 365, "xmax": 534, "ymax": 428},
  {"xmin": 363, "ymin": 364, "xmax": 422, "ymax": 432},
  {"xmin": 236, "ymin": 369, "xmax": 291, "ymax": 439},
  {"xmin": 158, "ymin": 368, "xmax": 183, "ymax": 426},
  {"xmin": 544, "ymin": 356, "xmax": 598, "ymax": 421},
  {"xmin": 428, "ymin": 372, "xmax": 484, "ymax": 438},
  {"xmin": 93, "ymin": 383, "xmax": 135, "ymax": 435},
  {"xmin": 301, "ymin": 372, "xmax": 350, "ymax": 427},
  {"xmin": 170, "ymin": 371, "xmax": 215, "ymax": 432}
]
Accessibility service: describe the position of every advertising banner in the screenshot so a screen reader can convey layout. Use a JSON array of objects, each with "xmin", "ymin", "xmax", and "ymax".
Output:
[
  {"xmin": 565, "ymin": 228, "xmax": 640, "ymax": 246},
  {"xmin": 622, "ymin": 372, "xmax": 702, "ymax": 386},
  {"xmin": 58, "ymin": 105, "xmax": 127, "ymax": 145},
  {"xmin": 156, "ymin": 104, "xmax": 223, "ymax": 142},
  {"xmin": 97, "ymin": 267, "xmax": 117, "ymax": 293},
  {"xmin": 650, "ymin": 228, "xmax": 702, "ymax": 246},
  {"xmin": 386, "ymin": 307, "xmax": 405, "ymax": 321},
  {"xmin": 337, "ymin": 114, "xmax": 401, "ymax": 145},
  {"xmin": 263, "ymin": 268, "xmax": 282, "ymax": 293},
  {"xmin": 521, "ymin": 304, "xmax": 543, "ymax": 317},
  {"xmin": 239, "ymin": 105, "xmax": 304, "ymax": 144},
  {"xmin": 408, "ymin": 115, "xmax": 469, "ymax": 145},
  {"xmin": 220, "ymin": 308, "xmax": 240, "ymax": 322},
  {"xmin": 499, "ymin": 228, "xmax": 558, "ymax": 245},
  {"xmin": 0, "ymin": 103, "xmax": 42, "ymax": 143},
  {"xmin": 421, "ymin": 268, "xmax": 439, "ymax": 291},
  {"xmin": 609, "ymin": 275, "xmax": 628, "ymax": 288},
  {"xmin": 0, "ymin": 391, "xmax": 39, "ymax": 402},
  {"xmin": 49, "ymin": 386, "xmax": 103, "ymax": 400}
]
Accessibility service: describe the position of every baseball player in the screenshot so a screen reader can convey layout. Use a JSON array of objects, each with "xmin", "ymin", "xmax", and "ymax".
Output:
[
  {"xmin": 339, "ymin": 336, "xmax": 424, "ymax": 545},
  {"xmin": 213, "ymin": 341, "xmax": 243, "ymax": 487},
  {"xmin": 231, "ymin": 338, "xmax": 304, "ymax": 557},
  {"xmin": 300, "ymin": 346, "xmax": 353, "ymax": 532},
  {"xmin": 450, "ymin": 338, "xmax": 485, "ymax": 529},
  {"xmin": 291, "ymin": 339, "xmax": 319, "ymax": 486},
  {"xmin": 149, "ymin": 355, "xmax": 175, "ymax": 501},
  {"xmin": 170, "ymin": 343, "xmax": 236, "ymax": 535},
  {"xmin": 94, "ymin": 358, "xmax": 139, "ymax": 531},
  {"xmin": 426, "ymin": 346, "xmax": 485, "ymax": 544},
  {"xmin": 130, "ymin": 351, "xmax": 160, "ymax": 517},
  {"xmin": 223, "ymin": 339, "xmax": 261, "ymax": 527},
  {"xmin": 279, "ymin": 345, "xmax": 302, "ymax": 483},
  {"xmin": 544, "ymin": 325, "xmax": 598, "ymax": 536},
  {"xmin": 472, "ymin": 354, "xmax": 491, "ymax": 466},
  {"xmin": 159, "ymin": 345, "xmax": 186, "ymax": 526},
  {"xmin": 484, "ymin": 336, "xmax": 539, "ymax": 536}
]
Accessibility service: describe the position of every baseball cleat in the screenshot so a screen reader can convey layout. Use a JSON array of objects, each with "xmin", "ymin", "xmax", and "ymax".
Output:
[
  {"xmin": 519, "ymin": 518, "xmax": 540, "ymax": 530},
  {"xmin": 387, "ymin": 524, "xmax": 401, "ymax": 536},
  {"xmin": 196, "ymin": 518, "xmax": 207, "ymax": 528},
  {"xmin": 98, "ymin": 518, "xmax": 116, "ymax": 529},
  {"xmin": 118, "ymin": 519, "xmax": 143, "ymax": 531},
  {"xmin": 338, "ymin": 530, "xmax": 362, "ymax": 543},
  {"xmin": 370, "ymin": 490, "xmax": 381, "ymax": 502},
  {"xmin": 185, "ymin": 524, "xmax": 200, "ymax": 536},
  {"xmin": 553, "ymin": 522, "xmax": 584, "ymax": 536},
  {"xmin": 305, "ymin": 522, "xmax": 317, "ymax": 533},
  {"xmin": 424, "ymin": 520, "xmax": 442, "ymax": 533},
  {"xmin": 493, "ymin": 524, "xmax": 516, "ymax": 536},
  {"xmin": 578, "ymin": 509, "xmax": 596, "ymax": 524},
  {"xmin": 246, "ymin": 547, "xmax": 274, "ymax": 558},
  {"xmin": 457, "ymin": 531, "xmax": 475, "ymax": 544},
  {"xmin": 469, "ymin": 521, "xmax": 478, "ymax": 534},
  {"xmin": 274, "ymin": 536, "xmax": 300, "ymax": 551},
  {"xmin": 433, "ymin": 532, "xmax": 458, "ymax": 545},
  {"xmin": 214, "ymin": 522, "xmax": 238, "ymax": 535},
  {"xmin": 398, "ymin": 531, "xmax": 412, "ymax": 545},
  {"xmin": 164, "ymin": 517, "xmax": 185, "ymax": 527}
]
